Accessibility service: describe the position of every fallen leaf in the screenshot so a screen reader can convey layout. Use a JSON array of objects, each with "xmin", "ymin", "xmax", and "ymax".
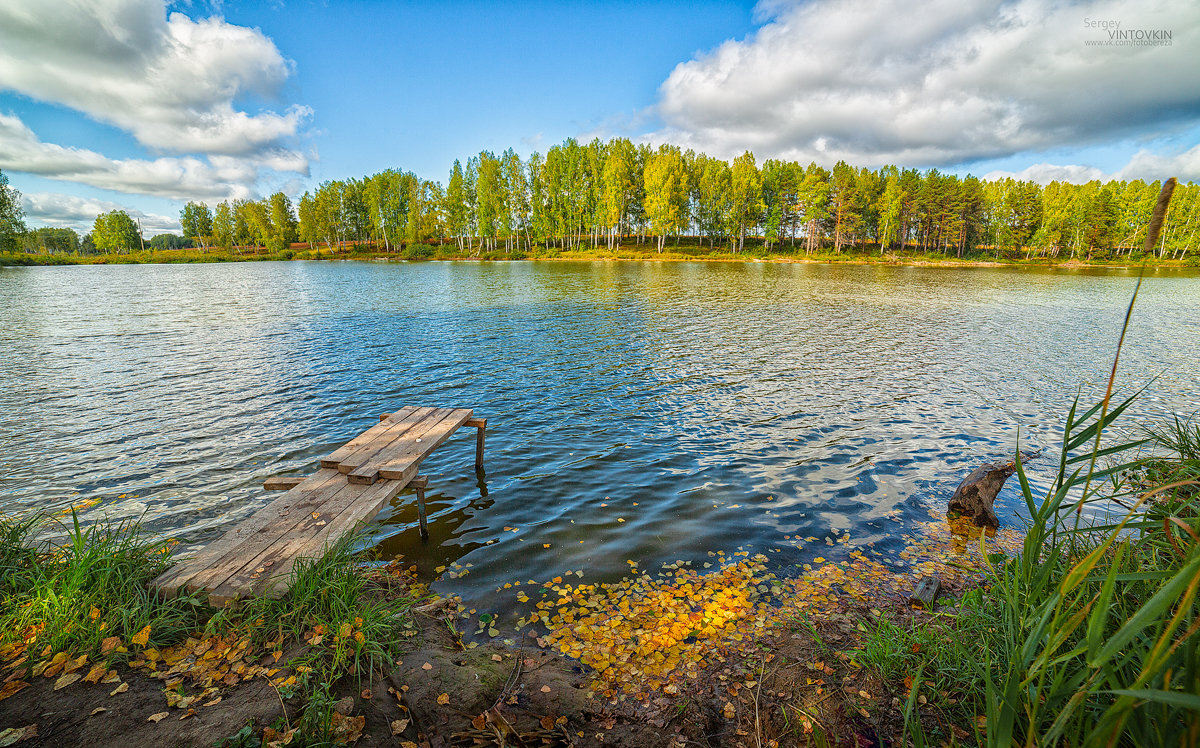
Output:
[
  {"xmin": 360, "ymin": 688, "xmax": 372, "ymax": 700},
  {"xmin": 110, "ymin": 683, "xmax": 129, "ymax": 696},
  {"xmin": 723, "ymin": 702, "xmax": 736, "ymax": 719},
  {"xmin": 421, "ymin": 662, "xmax": 433, "ymax": 670},
  {"xmin": 90, "ymin": 707, "xmax": 107, "ymax": 716},
  {"xmin": 131, "ymin": 626, "xmax": 151, "ymax": 647},
  {"xmin": 540, "ymin": 685, "xmax": 551, "ymax": 693},
  {"xmin": 147, "ymin": 712, "xmax": 169, "ymax": 723},
  {"xmin": 436, "ymin": 693, "xmax": 449, "ymax": 705},
  {"xmin": 0, "ymin": 681, "xmax": 28, "ymax": 703},
  {"xmin": 490, "ymin": 654, "xmax": 503, "ymax": 662},
  {"xmin": 0, "ymin": 725, "xmax": 36, "ymax": 747},
  {"xmin": 82, "ymin": 665, "xmax": 107, "ymax": 684},
  {"xmin": 53, "ymin": 672, "xmax": 81, "ymax": 691}
]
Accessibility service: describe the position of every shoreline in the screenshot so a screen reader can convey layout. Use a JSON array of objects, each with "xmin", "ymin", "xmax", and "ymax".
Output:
[{"xmin": 3, "ymin": 247, "xmax": 1197, "ymax": 272}]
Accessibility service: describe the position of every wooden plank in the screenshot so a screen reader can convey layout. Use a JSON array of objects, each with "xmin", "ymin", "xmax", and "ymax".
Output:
[
  {"xmin": 150, "ymin": 469, "xmax": 344, "ymax": 597},
  {"xmin": 263, "ymin": 475, "xmax": 305, "ymax": 491},
  {"xmin": 180, "ymin": 470, "xmax": 353, "ymax": 597},
  {"xmin": 319, "ymin": 406, "xmax": 419, "ymax": 468},
  {"xmin": 209, "ymin": 475, "xmax": 410, "ymax": 605},
  {"xmin": 343, "ymin": 407, "xmax": 457, "ymax": 484},
  {"xmin": 333, "ymin": 407, "xmax": 442, "ymax": 475},
  {"xmin": 350, "ymin": 408, "xmax": 473, "ymax": 485}
]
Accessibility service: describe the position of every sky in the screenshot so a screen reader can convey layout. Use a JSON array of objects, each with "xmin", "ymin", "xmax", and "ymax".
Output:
[{"xmin": 1, "ymin": 0, "xmax": 1198, "ymax": 236}]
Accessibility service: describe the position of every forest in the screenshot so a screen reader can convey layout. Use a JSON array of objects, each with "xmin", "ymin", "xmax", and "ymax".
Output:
[{"xmin": 5, "ymin": 138, "xmax": 1200, "ymax": 262}]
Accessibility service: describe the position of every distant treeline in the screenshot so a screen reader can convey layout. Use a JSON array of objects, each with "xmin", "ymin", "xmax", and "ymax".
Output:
[{"xmin": 3, "ymin": 140, "xmax": 1199, "ymax": 261}]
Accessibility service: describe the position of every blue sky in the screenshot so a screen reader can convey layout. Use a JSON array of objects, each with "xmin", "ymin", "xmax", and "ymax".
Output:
[{"xmin": 1, "ymin": 0, "xmax": 1198, "ymax": 235}]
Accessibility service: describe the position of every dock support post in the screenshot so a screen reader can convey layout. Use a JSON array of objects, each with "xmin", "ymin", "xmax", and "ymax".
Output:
[
  {"xmin": 466, "ymin": 417, "xmax": 487, "ymax": 471},
  {"xmin": 412, "ymin": 476, "xmax": 429, "ymax": 541}
]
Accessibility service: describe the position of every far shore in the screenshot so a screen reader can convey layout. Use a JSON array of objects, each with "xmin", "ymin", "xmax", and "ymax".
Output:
[{"xmin": 4, "ymin": 244, "xmax": 1198, "ymax": 272}]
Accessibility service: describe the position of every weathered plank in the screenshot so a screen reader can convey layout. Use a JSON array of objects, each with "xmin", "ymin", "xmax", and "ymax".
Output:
[
  {"xmin": 350, "ymin": 408, "xmax": 473, "ymax": 485},
  {"xmin": 151, "ymin": 468, "xmax": 345, "ymax": 597},
  {"xmin": 319, "ymin": 406, "xmax": 420, "ymax": 468},
  {"xmin": 209, "ymin": 475, "xmax": 410, "ymax": 605},
  {"xmin": 333, "ymin": 407, "xmax": 442, "ymax": 475},
  {"xmin": 263, "ymin": 475, "xmax": 305, "ymax": 491},
  {"xmin": 181, "ymin": 470, "xmax": 354, "ymax": 597},
  {"xmin": 152, "ymin": 404, "xmax": 487, "ymax": 605}
]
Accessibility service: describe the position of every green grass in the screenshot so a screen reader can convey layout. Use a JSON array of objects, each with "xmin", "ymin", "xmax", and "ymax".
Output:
[
  {"xmin": 852, "ymin": 273, "xmax": 1200, "ymax": 747},
  {"xmin": 0, "ymin": 514, "xmax": 422, "ymax": 746},
  {"xmin": 0, "ymin": 512, "xmax": 202, "ymax": 661}
]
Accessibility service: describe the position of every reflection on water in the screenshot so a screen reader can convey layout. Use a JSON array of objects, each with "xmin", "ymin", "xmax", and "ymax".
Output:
[{"xmin": 2, "ymin": 260, "xmax": 1199, "ymax": 621}]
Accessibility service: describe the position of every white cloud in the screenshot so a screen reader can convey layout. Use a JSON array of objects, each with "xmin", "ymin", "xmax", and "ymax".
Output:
[
  {"xmin": 0, "ymin": 0, "xmax": 310, "ymax": 202},
  {"xmin": 983, "ymin": 163, "xmax": 1107, "ymax": 184},
  {"xmin": 984, "ymin": 144, "xmax": 1200, "ymax": 184},
  {"xmin": 0, "ymin": 0, "xmax": 310, "ymax": 157},
  {"xmin": 21, "ymin": 191, "xmax": 181, "ymax": 236},
  {"xmin": 0, "ymin": 112, "xmax": 258, "ymax": 201},
  {"xmin": 651, "ymin": 0, "xmax": 1200, "ymax": 168}
]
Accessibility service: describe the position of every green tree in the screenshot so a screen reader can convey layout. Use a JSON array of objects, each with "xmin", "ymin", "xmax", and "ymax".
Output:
[
  {"xmin": 268, "ymin": 192, "xmax": 299, "ymax": 250},
  {"xmin": 729, "ymin": 151, "xmax": 763, "ymax": 252},
  {"xmin": 213, "ymin": 201, "xmax": 235, "ymax": 250},
  {"xmin": 643, "ymin": 148, "xmax": 688, "ymax": 253},
  {"xmin": 0, "ymin": 169, "xmax": 26, "ymax": 252},
  {"xmin": 179, "ymin": 202, "xmax": 213, "ymax": 248},
  {"xmin": 91, "ymin": 210, "xmax": 141, "ymax": 253}
]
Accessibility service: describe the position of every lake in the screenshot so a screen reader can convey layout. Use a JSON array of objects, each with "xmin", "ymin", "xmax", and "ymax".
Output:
[{"xmin": 2, "ymin": 260, "xmax": 1199, "ymax": 623}]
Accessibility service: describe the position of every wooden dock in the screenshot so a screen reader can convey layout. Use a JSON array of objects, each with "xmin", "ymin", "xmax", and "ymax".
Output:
[{"xmin": 151, "ymin": 406, "xmax": 486, "ymax": 607}]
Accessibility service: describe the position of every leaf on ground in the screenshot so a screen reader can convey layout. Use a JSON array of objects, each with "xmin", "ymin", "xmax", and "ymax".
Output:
[
  {"xmin": 391, "ymin": 718, "xmax": 410, "ymax": 735},
  {"xmin": 540, "ymin": 686, "xmax": 551, "ymax": 693},
  {"xmin": 131, "ymin": 626, "xmax": 152, "ymax": 647},
  {"xmin": 421, "ymin": 662, "xmax": 433, "ymax": 670},
  {"xmin": 90, "ymin": 708, "xmax": 107, "ymax": 716},
  {"xmin": 0, "ymin": 725, "xmax": 36, "ymax": 747},
  {"xmin": 471, "ymin": 714, "xmax": 486, "ymax": 730},
  {"xmin": 82, "ymin": 665, "xmax": 107, "ymax": 684},
  {"xmin": 0, "ymin": 682, "xmax": 28, "ymax": 703},
  {"xmin": 436, "ymin": 693, "xmax": 449, "ymax": 705},
  {"xmin": 110, "ymin": 683, "xmax": 129, "ymax": 696},
  {"xmin": 147, "ymin": 712, "xmax": 169, "ymax": 723},
  {"xmin": 723, "ymin": 702, "xmax": 736, "ymax": 719},
  {"xmin": 53, "ymin": 672, "xmax": 81, "ymax": 691}
]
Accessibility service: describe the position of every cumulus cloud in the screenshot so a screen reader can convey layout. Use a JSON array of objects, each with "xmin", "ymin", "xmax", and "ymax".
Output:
[
  {"xmin": 0, "ymin": 0, "xmax": 310, "ymax": 156},
  {"xmin": 0, "ymin": 0, "xmax": 310, "ymax": 202},
  {"xmin": 0, "ymin": 112, "xmax": 260, "ymax": 201},
  {"xmin": 651, "ymin": 0, "xmax": 1200, "ymax": 168},
  {"xmin": 984, "ymin": 144, "xmax": 1200, "ymax": 184},
  {"xmin": 21, "ymin": 191, "xmax": 181, "ymax": 235}
]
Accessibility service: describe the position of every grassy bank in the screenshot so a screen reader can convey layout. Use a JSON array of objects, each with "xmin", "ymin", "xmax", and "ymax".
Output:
[
  {"xmin": 2, "ymin": 391, "xmax": 1195, "ymax": 746},
  {"xmin": 5, "ymin": 239, "xmax": 1200, "ymax": 269}
]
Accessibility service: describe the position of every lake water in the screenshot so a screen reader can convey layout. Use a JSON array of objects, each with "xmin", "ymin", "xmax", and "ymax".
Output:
[{"xmin": 2, "ymin": 260, "xmax": 1199, "ymax": 621}]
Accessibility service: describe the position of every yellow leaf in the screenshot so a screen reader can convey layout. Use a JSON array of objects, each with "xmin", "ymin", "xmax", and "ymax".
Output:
[
  {"xmin": 147, "ymin": 712, "xmax": 169, "ymax": 723},
  {"xmin": 131, "ymin": 625, "xmax": 151, "ymax": 647},
  {"xmin": 723, "ymin": 701, "xmax": 736, "ymax": 719},
  {"xmin": 436, "ymin": 693, "xmax": 449, "ymax": 705},
  {"xmin": 110, "ymin": 682, "xmax": 129, "ymax": 696},
  {"xmin": 53, "ymin": 672, "xmax": 81, "ymax": 690}
]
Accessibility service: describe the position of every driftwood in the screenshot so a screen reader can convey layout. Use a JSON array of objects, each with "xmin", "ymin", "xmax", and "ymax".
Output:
[
  {"xmin": 909, "ymin": 575, "xmax": 941, "ymax": 609},
  {"xmin": 948, "ymin": 452, "xmax": 1040, "ymax": 529}
]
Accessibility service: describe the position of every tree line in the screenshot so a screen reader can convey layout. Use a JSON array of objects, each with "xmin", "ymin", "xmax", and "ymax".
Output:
[{"xmin": 3, "ymin": 143, "xmax": 1199, "ymax": 261}]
